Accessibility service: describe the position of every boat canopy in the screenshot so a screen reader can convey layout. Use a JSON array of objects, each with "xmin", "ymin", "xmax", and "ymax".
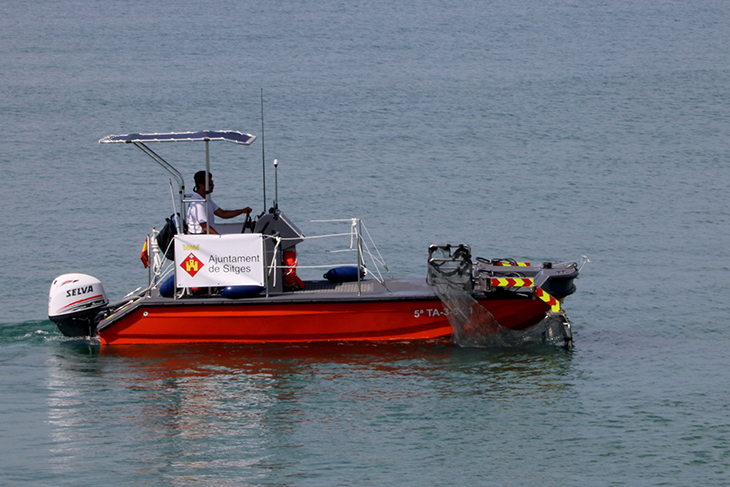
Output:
[
  {"xmin": 98, "ymin": 130, "xmax": 259, "ymax": 230},
  {"xmin": 99, "ymin": 130, "xmax": 257, "ymax": 146}
]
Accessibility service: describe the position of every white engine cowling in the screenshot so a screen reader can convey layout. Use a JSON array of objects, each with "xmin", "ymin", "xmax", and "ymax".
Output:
[{"xmin": 49, "ymin": 273, "xmax": 109, "ymax": 337}]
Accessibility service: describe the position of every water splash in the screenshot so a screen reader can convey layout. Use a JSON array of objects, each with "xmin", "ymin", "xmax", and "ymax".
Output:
[{"xmin": 0, "ymin": 321, "xmax": 53, "ymax": 342}]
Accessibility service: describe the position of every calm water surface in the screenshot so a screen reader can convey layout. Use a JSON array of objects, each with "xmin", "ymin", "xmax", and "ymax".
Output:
[{"xmin": 2, "ymin": 0, "xmax": 730, "ymax": 485}]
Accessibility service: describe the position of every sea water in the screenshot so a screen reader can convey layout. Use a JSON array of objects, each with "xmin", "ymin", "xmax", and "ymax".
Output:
[{"xmin": 2, "ymin": 0, "xmax": 730, "ymax": 485}]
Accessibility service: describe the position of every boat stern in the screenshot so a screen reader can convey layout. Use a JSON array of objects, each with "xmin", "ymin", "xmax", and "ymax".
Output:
[{"xmin": 48, "ymin": 273, "xmax": 109, "ymax": 337}]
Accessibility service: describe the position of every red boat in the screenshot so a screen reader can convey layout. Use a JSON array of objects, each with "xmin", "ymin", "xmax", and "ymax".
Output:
[{"xmin": 48, "ymin": 131, "xmax": 582, "ymax": 346}]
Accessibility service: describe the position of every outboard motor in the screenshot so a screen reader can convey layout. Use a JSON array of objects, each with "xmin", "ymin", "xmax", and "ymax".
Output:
[{"xmin": 48, "ymin": 273, "xmax": 109, "ymax": 337}]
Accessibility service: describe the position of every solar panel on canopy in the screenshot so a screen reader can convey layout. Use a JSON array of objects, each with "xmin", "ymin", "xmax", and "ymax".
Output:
[{"xmin": 99, "ymin": 130, "xmax": 257, "ymax": 145}]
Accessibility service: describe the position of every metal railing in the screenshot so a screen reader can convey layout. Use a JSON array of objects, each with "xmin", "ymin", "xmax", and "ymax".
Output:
[{"xmin": 145, "ymin": 217, "xmax": 392, "ymax": 298}]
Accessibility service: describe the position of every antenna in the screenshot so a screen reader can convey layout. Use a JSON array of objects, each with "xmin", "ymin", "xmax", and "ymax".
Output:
[
  {"xmin": 260, "ymin": 88, "xmax": 267, "ymax": 212},
  {"xmin": 273, "ymin": 159, "xmax": 279, "ymax": 210}
]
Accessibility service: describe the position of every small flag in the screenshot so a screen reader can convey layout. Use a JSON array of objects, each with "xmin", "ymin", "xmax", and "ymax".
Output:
[{"xmin": 141, "ymin": 237, "xmax": 149, "ymax": 268}]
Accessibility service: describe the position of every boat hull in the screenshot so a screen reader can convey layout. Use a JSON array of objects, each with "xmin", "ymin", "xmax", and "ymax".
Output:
[{"xmin": 96, "ymin": 294, "xmax": 550, "ymax": 345}]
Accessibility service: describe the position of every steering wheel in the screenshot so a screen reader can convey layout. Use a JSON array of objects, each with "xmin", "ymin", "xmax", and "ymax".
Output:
[{"xmin": 241, "ymin": 212, "xmax": 254, "ymax": 233}]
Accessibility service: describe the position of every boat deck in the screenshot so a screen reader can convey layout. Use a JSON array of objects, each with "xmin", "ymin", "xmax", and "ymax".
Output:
[{"xmin": 160, "ymin": 277, "xmax": 442, "ymax": 306}]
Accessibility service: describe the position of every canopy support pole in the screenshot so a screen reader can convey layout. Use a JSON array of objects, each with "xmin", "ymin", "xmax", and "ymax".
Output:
[{"xmin": 132, "ymin": 142, "xmax": 186, "ymax": 226}]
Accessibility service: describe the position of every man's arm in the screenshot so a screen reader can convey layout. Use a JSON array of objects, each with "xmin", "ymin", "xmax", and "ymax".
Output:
[
  {"xmin": 214, "ymin": 207, "xmax": 252, "ymax": 219},
  {"xmin": 200, "ymin": 222, "xmax": 219, "ymax": 235}
]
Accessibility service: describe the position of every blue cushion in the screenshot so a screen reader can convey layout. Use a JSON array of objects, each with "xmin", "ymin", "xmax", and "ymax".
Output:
[
  {"xmin": 220, "ymin": 285, "xmax": 264, "ymax": 299},
  {"xmin": 159, "ymin": 275, "xmax": 175, "ymax": 297},
  {"xmin": 323, "ymin": 266, "xmax": 365, "ymax": 283}
]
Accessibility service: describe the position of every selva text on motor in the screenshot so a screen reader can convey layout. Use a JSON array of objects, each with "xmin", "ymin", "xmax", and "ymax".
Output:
[{"xmin": 66, "ymin": 285, "xmax": 94, "ymax": 297}]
